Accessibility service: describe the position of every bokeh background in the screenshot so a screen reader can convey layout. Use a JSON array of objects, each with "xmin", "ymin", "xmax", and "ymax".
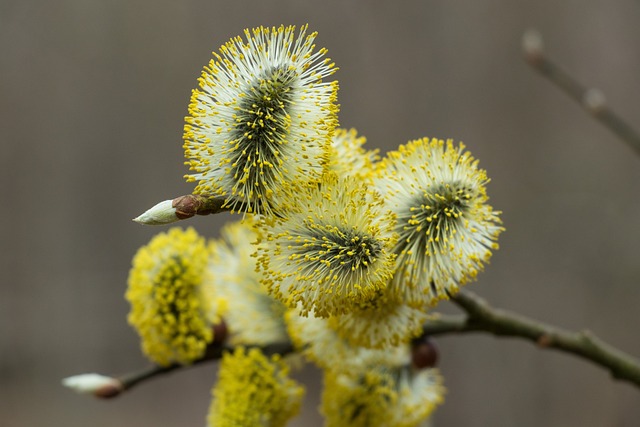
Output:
[{"xmin": 2, "ymin": 0, "xmax": 639, "ymax": 426}]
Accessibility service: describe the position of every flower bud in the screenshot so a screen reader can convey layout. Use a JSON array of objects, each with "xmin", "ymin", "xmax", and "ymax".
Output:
[
  {"xmin": 62, "ymin": 373, "xmax": 123, "ymax": 398},
  {"xmin": 522, "ymin": 29, "xmax": 544, "ymax": 64},
  {"xmin": 212, "ymin": 320, "xmax": 228, "ymax": 345},
  {"xmin": 411, "ymin": 337, "xmax": 439, "ymax": 369},
  {"xmin": 133, "ymin": 199, "xmax": 178, "ymax": 225},
  {"xmin": 583, "ymin": 88, "xmax": 606, "ymax": 114}
]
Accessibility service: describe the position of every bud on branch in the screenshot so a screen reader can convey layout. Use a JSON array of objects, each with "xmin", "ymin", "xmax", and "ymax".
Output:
[
  {"xmin": 523, "ymin": 29, "xmax": 640, "ymax": 156},
  {"xmin": 62, "ymin": 373, "xmax": 124, "ymax": 398},
  {"xmin": 133, "ymin": 195, "xmax": 230, "ymax": 225}
]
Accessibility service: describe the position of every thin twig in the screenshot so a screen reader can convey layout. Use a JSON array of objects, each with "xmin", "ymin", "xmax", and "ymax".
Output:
[
  {"xmin": 424, "ymin": 290, "xmax": 640, "ymax": 388},
  {"xmin": 116, "ymin": 342, "xmax": 294, "ymax": 394},
  {"xmin": 523, "ymin": 29, "xmax": 640, "ymax": 156},
  {"xmin": 94, "ymin": 292, "xmax": 640, "ymax": 396}
]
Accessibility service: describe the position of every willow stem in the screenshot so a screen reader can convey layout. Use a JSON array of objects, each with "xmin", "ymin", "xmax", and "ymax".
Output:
[
  {"xmin": 423, "ymin": 290, "xmax": 640, "ymax": 388},
  {"xmin": 103, "ymin": 292, "xmax": 640, "ymax": 396},
  {"xmin": 523, "ymin": 29, "xmax": 640, "ymax": 156},
  {"xmin": 116, "ymin": 342, "xmax": 294, "ymax": 394}
]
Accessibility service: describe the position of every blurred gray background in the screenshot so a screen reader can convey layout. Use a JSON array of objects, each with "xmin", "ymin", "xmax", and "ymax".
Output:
[{"xmin": 2, "ymin": 0, "xmax": 639, "ymax": 426}]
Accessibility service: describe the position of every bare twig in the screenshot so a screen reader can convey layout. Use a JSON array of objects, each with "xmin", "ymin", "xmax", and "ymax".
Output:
[
  {"xmin": 523, "ymin": 29, "xmax": 640, "ymax": 156},
  {"xmin": 424, "ymin": 290, "xmax": 640, "ymax": 388},
  {"xmin": 79, "ymin": 291, "xmax": 640, "ymax": 397},
  {"xmin": 113, "ymin": 342, "xmax": 294, "ymax": 396}
]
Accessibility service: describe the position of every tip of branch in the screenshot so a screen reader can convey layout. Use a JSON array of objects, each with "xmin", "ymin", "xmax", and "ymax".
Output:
[
  {"xmin": 522, "ymin": 29, "xmax": 544, "ymax": 64},
  {"xmin": 62, "ymin": 373, "xmax": 124, "ymax": 398},
  {"xmin": 133, "ymin": 199, "xmax": 179, "ymax": 226},
  {"xmin": 582, "ymin": 88, "xmax": 607, "ymax": 114}
]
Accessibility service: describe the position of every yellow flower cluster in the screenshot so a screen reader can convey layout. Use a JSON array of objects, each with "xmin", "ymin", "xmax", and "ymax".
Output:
[
  {"xmin": 327, "ymin": 128, "xmax": 379, "ymax": 180},
  {"xmin": 257, "ymin": 172, "xmax": 398, "ymax": 318},
  {"xmin": 329, "ymin": 290, "xmax": 427, "ymax": 349},
  {"xmin": 126, "ymin": 227, "xmax": 213, "ymax": 366},
  {"xmin": 287, "ymin": 306, "xmax": 445, "ymax": 427},
  {"xmin": 286, "ymin": 308, "xmax": 410, "ymax": 372},
  {"xmin": 207, "ymin": 347, "xmax": 304, "ymax": 427},
  {"xmin": 376, "ymin": 138, "xmax": 504, "ymax": 307},
  {"xmin": 123, "ymin": 24, "xmax": 506, "ymax": 426},
  {"xmin": 184, "ymin": 24, "xmax": 339, "ymax": 216},
  {"xmin": 208, "ymin": 218, "xmax": 288, "ymax": 346},
  {"xmin": 321, "ymin": 363, "xmax": 444, "ymax": 427}
]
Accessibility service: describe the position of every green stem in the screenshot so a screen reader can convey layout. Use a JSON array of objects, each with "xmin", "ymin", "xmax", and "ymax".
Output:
[
  {"xmin": 423, "ymin": 290, "xmax": 640, "ymax": 388},
  {"xmin": 523, "ymin": 30, "xmax": 640, "ymax": 156}
]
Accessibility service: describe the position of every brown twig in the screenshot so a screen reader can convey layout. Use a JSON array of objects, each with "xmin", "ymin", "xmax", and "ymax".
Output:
[
  {"xmin": 88, "ymin": 291, "xmax": 640, "ymax": 397},
  {"xmin": 114, "ymin": 342, "xmax": 294, "ymax": 395},
  {"xmin": 423, "ymin": 290, "xmax": 640, "ymax": 388},
  {"xmin": 523, "ymin": 29, "xmax": 640, "ymax": 156}
]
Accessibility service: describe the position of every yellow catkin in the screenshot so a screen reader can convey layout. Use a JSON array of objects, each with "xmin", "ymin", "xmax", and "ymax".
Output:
[
  {"xmin": 285, "ymin": 307, "xmax": 410, "ymax": 372},
  {"xmin": 321, "ymin": 362, "xmax": 445, "ymax": 427},
  {"xmin": 330, "ymin": 287, "xmax": 427, "ymax": 349},
  {"xmin": 126, "ymin": 227, "xmax": 213, "ymax": 366},
  {"xmin": 207, "ymin": 347, "xmax": 304, "ymax": 427},
  {"xmin": 375, "ymin": 137, "xmax": 504, "ymax": 308},
  {"xmin": 327, "ymin": 128, "xmax": 380, "ymax": 181},
  {"xmin": 207, "ymin": 218, "xmax": 288, "ymax": 346},
  {"xmin": 257, "ymin": 172, "xmax": 398, "ymax": 318},
  {"xmin": 183, "ymin": 25, "xmax": 339, "ymax": 217}
]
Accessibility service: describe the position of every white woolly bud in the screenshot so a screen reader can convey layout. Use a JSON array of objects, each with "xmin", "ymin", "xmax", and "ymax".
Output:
[
  {"xmin": 62, "ymin": 373, "xmax": 123, "ymax": 398},
  {"xmin": 583, "ymin": 88, "xmax": 606, "ymax": 114},
  {"xmin": 522, "ymin": 29, "xmax": 544, "ymax": 63},
  {"xmin": 133, "ymin": 199, "xmax": 178, "ymax": 225}
]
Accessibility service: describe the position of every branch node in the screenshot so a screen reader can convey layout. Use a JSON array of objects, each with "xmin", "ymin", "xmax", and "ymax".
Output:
[
  {"xmin": 523, "ymin": 30, "xmax": 640, "ymax": 156},
  {"xmin": 582, "ymin": 88, "xmax": 606, "ymax": 115},
  {"xmin": 440, "ymin": 290, "xmax": 640, "ymax": 388},
  {"xmin": 536, "ymin": 333, "xmax": 553, "ymax": 348},
  {"xmin": 522, "ymin": 29, "xmax": 544, "ymax": 64}
]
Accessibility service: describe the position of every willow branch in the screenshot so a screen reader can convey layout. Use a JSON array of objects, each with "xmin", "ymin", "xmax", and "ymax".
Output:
[
  {"xmin": 423, "ymin": 290, "xmax": 640, "ymax": 388},
  {"xmin": 114, "ymin": 342, "xmax": 294, "ymax": 396},
  {"xmin": 522, "ymin": 29, "xmax": 640, "ymax": 156},
  {"xmin": 76, "ymin": 292, "xmax": 640, "ymax": 398}
]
